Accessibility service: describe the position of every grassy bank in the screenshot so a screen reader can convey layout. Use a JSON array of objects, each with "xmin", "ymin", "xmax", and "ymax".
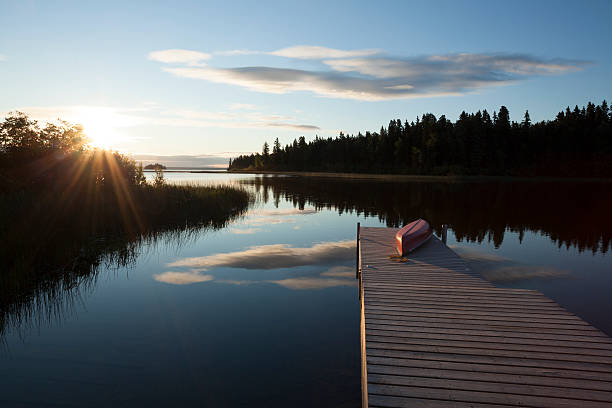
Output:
[{"xmin": 0, "ymin": 183, "xmax": 251, "ymax": 337}]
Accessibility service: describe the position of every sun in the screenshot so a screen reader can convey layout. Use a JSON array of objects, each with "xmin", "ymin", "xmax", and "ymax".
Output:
[{"xmin": 75, "ymin": 107, "xmax": 123, "ymax": 149}]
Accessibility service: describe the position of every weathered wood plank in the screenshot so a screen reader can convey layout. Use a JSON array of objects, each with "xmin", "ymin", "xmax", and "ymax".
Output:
[
  {"xmin": 366, "ymin": 339, "xmax": 612, "ymax": 365},
  {"xmin": 366, "ymin": 324, "xmax": 612, "ymax": 347},
  {"xmin": 365, "ymin": 310, "xmax": 591, "ymax": 327},
  {"xmin": 366, "ymin": 334, "xmax": 612, "ymax": 359},
  {"xmin": 366, "ymin": 328, "xmax": 612, "ymax": 351},
  {"xmin": 364, "ymin": 297, "xmax": 566, "ymax": 311},
  {"xmin": 368, "ymin": 382, "xmax": 612, "ymax": 407},
  {"xmin": 367, "ymin": 348, "xmax": 612, "ymax": 379},
  {"xmin": 369, "ymin": 394, "xmax": 516, "ymax": 408},
  {"xmin": 365, "ymin": 314, "xmax": 606, "ymax": 335},
  {"xmin": 367, "ymin": 372, "xmax": 612, "ymax": 402},
  {"xmin": 365, "ymin": 304, "xmax": 578, "ymax": 320},
  {"xmin": 367, "ymin": 356, "xmax": 612, "ymax": 384}
]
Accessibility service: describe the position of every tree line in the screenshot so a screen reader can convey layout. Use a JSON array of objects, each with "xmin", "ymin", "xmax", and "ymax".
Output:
[
  {"xmin": 240, "ymin": 176, "xmax": 611, "ymax": 254},
  {"xmin": 228, "ymin": 101, "xmax": 612, "ymax": 177}
]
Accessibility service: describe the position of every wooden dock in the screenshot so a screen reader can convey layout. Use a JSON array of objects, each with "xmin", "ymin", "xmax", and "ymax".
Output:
[{"xmin": 357, "ymin": 226, "xmax": 612, "ymax": 408}]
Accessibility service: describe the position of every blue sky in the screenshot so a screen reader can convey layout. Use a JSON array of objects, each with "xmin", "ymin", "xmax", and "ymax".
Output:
[{"xmin": 1, "ymin": 0, "xmax": 611, "ymax": 166}]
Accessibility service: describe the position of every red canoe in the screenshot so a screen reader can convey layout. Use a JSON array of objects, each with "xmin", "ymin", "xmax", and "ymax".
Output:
[{"xmin": 395, "ymin": 219, "xmax": 433, "ymax": 256}]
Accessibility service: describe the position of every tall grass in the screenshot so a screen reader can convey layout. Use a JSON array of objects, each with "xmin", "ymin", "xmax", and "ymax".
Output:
[{"xmin": 0, "ymin": 182, "xmax": 252, "ymax": 340}]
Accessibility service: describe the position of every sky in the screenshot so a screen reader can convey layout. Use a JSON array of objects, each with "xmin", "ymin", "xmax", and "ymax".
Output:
[{"xmin": 1, "ymin": 0, "xmax": 611, "ymax": 167}]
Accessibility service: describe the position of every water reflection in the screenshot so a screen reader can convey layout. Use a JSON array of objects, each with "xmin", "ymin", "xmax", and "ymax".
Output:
[
  {"xmin": 0, "ymin": 204, "xmax": 248, "ymax": 341},
  {"xmin": 241, "ymin": 176, "xmax": 612, "ymax": 253},
  {"xmin": 167, "ymin": 240, "xmax": 354, "ymax": 270},
  {"xmin": 451, "ymin": 244, "xmax": 570, "ymax": 282},
  {"xmin": 155, "ymin": 240, "xmax": 357, "ymax": 289}
]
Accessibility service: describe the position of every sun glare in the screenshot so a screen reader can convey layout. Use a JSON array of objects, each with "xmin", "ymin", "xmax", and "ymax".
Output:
[{"xmin": 75, "ymin": 107, "xmax": 123, "ymax": 150}]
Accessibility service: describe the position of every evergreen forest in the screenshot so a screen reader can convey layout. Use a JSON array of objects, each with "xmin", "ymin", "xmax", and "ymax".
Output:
[{"xmin": 228, "ymin": 101, "xmax": 612, "ymax": 177}]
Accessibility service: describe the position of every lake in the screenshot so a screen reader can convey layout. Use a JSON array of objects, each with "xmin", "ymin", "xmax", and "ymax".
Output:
[{"xmin": 1, "ymin": 172, "xmax": 611, "ymax": 407}]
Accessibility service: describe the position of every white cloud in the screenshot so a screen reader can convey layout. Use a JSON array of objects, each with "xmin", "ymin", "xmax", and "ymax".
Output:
[
  {"xmin": 254, "ymin": 208, "xmax": 317, "ymax": 216},
  {"xmin": 269, "ymin": 45, "xmax": 380, "ymax": 59},
  {"xmin": 156, "ymin": 273, "xmax": 357, "ymax": 289},
  {"xmin": 168, "ymin": 240, "xmax": 355, "ymax": 270},
  {"xmin": 229, "ymin": 103, "xmax": 258, "ymax": 110},
  {"xmin": 245, "ymin": 217, "xmax": 296, "ymax": 226},
  {"xmin": 451, "ymin": 245, "xmax": 570, "ymax": 283},
  {"xmin": 214, "ymin": 46, "xmax": 379, "ymax": 59},
  {"xmin": 156, "ymin": 49, "xmax": 586, "ymax": 101},
  {"xmin": 151, "ymin": 106, "xmax": 320, "ymax": 131},
  {"xmin": 481, "ymin": 266, "xmax": 569, "ymax": 283},
  {"xmin": 214, "ymin": 49, "xmax": 262, "ymax": 56},
  {"xmin": 156, "ymin": 240, "xmax": 358, "ymax": 289},
  {"xmin": 0, "ymin": 54, "xmax": 6, "ymax": 62},
  {"xmin": 229, "ymin": 227, "xmax": 261, "ymax": 235},
  {"xmin": 449, "ymin": 245, "xmax": 511, "ymax": 262},
  {"xmin": 148, "ymin": 49, "xmax": 211, "ymax": 65},
  {"xmin": 323, "ymin": 54, "xmax": 582, "ymax": 79},
  {"xmin": 153, "ymin": 272, "xmax": 214, "ymax": 285},
  {"xmin": 270, "ymin": 277, "xmax": 356, "ymax": 290},
  {"xmin": 320, "ymin": 265, "xmax": 354, "ymax": 277}
]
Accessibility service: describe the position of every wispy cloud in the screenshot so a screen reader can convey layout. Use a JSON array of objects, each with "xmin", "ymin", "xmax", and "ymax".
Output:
[
  {"xmin": 152, "ymin": 107, "xmax": 320, "ymax": 131},
  {"xmin": 168, "ymin": 240, "xmax": 355, "ymax": 270},
  {"xmin": 448, "ymin": 245, "xmax": 510, "ymax": 262},
  {"xmin": 229, "ymin": 227, "xmax": 261, "ymax": 235},
  {"xmin": 254, "ymin": 208, "xmax": 317, "ymax": 216},
  {"xmin": 148, "ymin": 49, "xmax": 211, "ymax": 66},
  {"xmin": 0, "ymin": 54, "xmax": 6, "ymax": 62},
  {"xmin": 214, "ymin": 46, "xmax": 379, "ymax": 59},
  {"xmin": 214, "ymin": 49, "xmax": 262, "ymax": 56},
  {"xmin": 481, "ymin": 266, "xmax": 569, "ymax": 282},
  {"xmin": 266, "ymin": 122, "xmax": 320, "ymax": 130},
  {"xmin": 452, "ymin": 245, "xmax": 570, "ymax": 283},
  {"xmin": 151, "ymin": 46, "xmax": 587, "ymax": 101},
  {"xmin": 155, "ymin": 240, "xmax": 357, "ymax": 289},
  {"xmin": 229, "ymin": 103, "xmax": 258, "ymax": 110},
  {"xmin": 155, "ymin": 263, "xmax": 356, "ymax": 289},
  {"xmin": 241, "ymin": 207, "xmax": 317, "ymax": 227},
  {"xmin": 154, "ymin": 272, "xmax": 213, "ymax": 285},
  {"xmin": 270, "ymin": 45, "xmax": 380, "ymax": 59},
  {"xmin": 320, "ymin": 265, "xmax": 354, "ymax": 277},
  {"xmin": 245, "ymin": 217, "xmax": 296, "ymax": 226},
  {"xmin": 270, "ymin": 277, "xmax": 356, "ymax": 290}
]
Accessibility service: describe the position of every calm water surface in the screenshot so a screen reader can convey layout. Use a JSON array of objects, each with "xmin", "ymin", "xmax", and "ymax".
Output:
[{"xmin": 1, "ymin": 172, "xmax": 611, "ymax": 407}]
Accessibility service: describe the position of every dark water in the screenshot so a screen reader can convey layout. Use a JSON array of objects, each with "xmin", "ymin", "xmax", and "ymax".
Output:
[{"xmin": 1, "ymin": 173, "xmax": 611, "ymax": 407}]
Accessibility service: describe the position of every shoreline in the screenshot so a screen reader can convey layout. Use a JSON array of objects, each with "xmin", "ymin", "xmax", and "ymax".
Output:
[{"xmin": 206, "ymin": 169, "xmax": 612, "ymax": 182}]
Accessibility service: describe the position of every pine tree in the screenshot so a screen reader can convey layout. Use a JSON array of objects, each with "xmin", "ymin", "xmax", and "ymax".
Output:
[{"xmin": 522, "ymin": 110, "xmax": 531, "ymax": 127}]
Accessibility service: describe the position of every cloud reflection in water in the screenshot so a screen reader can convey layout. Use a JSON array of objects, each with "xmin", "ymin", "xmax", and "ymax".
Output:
[
  {"xmin": 451, "ymin": 245, "xmax": 570, "ymax": 283},
  {"xmin": 155, "ymin": 241, "xmax": 356, "ymax": 290},
  {"xmin": 168, "ymin": 240, "xmax": 355, "ymax": 270},
  {"xmin": 154, "ymin": 272, "xmax": 214, "ymax": 285}
]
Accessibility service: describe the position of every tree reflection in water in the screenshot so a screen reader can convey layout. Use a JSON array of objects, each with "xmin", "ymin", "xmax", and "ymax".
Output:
[
  {"xmin": 241, "ymin": 176, "xmax": 612, "ymax": 253},
  {"xmin": 0, "ymin": 205, "xmax": 249, "ymax": 342}
]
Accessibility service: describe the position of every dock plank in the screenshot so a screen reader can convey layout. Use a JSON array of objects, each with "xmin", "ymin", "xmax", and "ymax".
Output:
[{"xmin": 359, "ymin": 226, "xmax": 612, "ymax": 407}]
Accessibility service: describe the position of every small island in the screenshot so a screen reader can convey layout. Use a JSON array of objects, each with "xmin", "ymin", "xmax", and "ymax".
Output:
[{"xmin": 144, "ymin": 163, "xmax": 167, "ymax": 170}]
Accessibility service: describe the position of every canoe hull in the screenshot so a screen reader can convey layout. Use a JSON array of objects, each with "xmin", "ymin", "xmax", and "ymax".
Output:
[{"xmin": 395, "ymin": 219, "xmax": 433, "ymax": 256}]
